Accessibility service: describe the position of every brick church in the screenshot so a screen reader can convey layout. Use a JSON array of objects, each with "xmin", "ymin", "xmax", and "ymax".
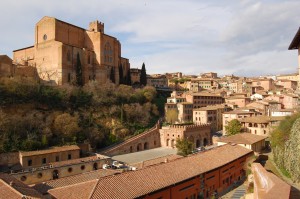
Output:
[{"xmin": 13, "ymin": 16, "xmax": 130, "ymax": 85}]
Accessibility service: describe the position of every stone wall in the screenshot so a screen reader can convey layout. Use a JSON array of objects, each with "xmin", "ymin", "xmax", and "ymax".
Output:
[
  {"xmin": 11, "ymin": 156, "xmax": 111, "ymax": 185},
  {"xmin": 0, "ymin": 152, "xmax": 19, "ymax": 166},
  {"xmin": 101, "ymin": 123, "xmax": 161, "ymax": 156},
  {"xmin": 159, "ymin": 124, "xmax": 211, "ymax": 148}
]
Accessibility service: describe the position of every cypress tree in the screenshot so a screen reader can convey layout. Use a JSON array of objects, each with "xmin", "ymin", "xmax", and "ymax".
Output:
[
  {"xmin": 75, "ymin": 53, "xmax": 83, "ymax": 86},
  {"xmin": 119, "ymin": 64, "xmax": 123, "ymax": 84},
  {"xmin": 110, "ymin": 67, "xmax": 115, "ymax": 83},
  {"xmin": 140, "ymin": 62, "xmax": 147, "ymax": 86},
  {"xmin": 126, "ymin": 69, "xmax": 132, "ymax": 85}
]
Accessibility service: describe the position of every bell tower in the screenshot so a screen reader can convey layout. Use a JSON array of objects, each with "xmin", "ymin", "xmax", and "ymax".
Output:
[{"xmin": 89, "ymin": 20, "xmax": 104, "ymax": 33}]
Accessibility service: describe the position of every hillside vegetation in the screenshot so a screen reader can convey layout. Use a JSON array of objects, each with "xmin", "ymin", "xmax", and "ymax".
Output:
[
  {"xmin": 270, "ymin": 113, "xmax": 300, "ymax": 182},
  {"xmin": 0, "ymin": 77, "xmax": 163, "ymax": 153}
]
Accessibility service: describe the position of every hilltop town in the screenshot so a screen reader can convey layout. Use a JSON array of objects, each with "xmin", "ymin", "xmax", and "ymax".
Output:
[{"xmin": 0, "ymin": 16, "xmax": 300, "ymax": 199}]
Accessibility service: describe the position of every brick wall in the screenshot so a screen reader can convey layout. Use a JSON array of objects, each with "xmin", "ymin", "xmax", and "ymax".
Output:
[{"xmin": 101, "ymin": 122, "xmax": 161, "ymax": 156}]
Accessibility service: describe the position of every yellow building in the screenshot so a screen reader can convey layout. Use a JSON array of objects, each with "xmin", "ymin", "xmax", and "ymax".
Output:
[
  {"xmin": 13, "ymin": 16, "xmax": 130, "ymax": 85},
  {"xmin": 217, "ymin": 133, "xmax": 266, "ymax": 154},
  {"xmin": 19, "ymin": 145, "xmax": 80, "ymax": 168}
]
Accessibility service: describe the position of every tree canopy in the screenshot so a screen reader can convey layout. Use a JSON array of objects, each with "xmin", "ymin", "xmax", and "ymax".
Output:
[
  {"xmin": 175, "ymin": 138, "xmax": 194, "ymax": 156},
  {"xmin": 225, "ymin": 119, "xmax": 242, "ymax": 136},
  {"xmin": 270, "ymin": 113, "xmax": 300, "ymax": 182},
  {"xmin": 75, "ymin": 53, "xmax": 83, "ymax": 86},
  {"xmin": 140, "ymin": 62, "xmax": 147, "ymax": 86}
]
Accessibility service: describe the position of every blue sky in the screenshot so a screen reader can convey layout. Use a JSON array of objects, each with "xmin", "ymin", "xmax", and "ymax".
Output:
[{"xmin": 1, "ymin": 0, "xmax": 300, "ymax": 76}]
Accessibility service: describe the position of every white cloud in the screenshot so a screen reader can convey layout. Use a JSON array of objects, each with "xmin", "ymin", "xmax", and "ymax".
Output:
[{"xmin": 0, "ymin": 0, "xmax": 299, "ymax": 76}]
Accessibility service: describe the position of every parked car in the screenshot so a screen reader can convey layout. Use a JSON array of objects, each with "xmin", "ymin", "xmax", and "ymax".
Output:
[{"xmin": 102, "ymin": 164, "xmax": 111, "ymax": 169}]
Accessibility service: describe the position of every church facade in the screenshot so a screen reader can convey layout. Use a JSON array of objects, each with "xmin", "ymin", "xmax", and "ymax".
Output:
[{"xmin": 13, "ymin": 16, "xmax": 130, "ymax": 85}]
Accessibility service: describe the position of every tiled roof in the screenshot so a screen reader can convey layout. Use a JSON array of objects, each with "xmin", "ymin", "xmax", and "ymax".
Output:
[
  {"xmin": 32, "ymin": 169, "xmax": 119, "ymax": 194},
  {"xmin": 223, "ymin": 110, "xmax": 256, "ymax": 115},
  {"xmin": 0, "ymin": 173, "xmax": 44, "ymax": 199},
  {"xmin": 20, "ymin": 145, "xmax": 80, "ymax": 157},
  {"xmin": 218, "ymin": 133, "xmax": 267, "ymax": 145},
  {"xmin": 48, "ymin": 179, "xmax": 98, "ymax": 199},
  {"xmin": 130, "ymin": 154, "xmax": 183, "ymax": 169},
  {"xmin": 50, "ymin": 156, "xmax": 104, "ymax": 167},
  {"xmin": 188, "ymin": 92, "xmax": 222, "ymax": 97},
  {"xmin": 89, "ymin": 144, "xmax": 252, "ymax": 199},
  {"xmin": 0, "ymin": 180, "xmax": 23, "ymax": 199},
  {"xmin": 240, "ymin": 116, "xmax": 285, "ymax": 123},
  {"xmin": 194, "ymin": 104, "xmax": 228, "ymax": 111}
]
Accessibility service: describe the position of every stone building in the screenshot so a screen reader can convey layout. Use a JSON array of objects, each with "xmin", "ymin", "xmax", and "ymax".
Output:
[
  {"xmin": 193, "ymin": 104, "xmax": 231, "ymax": 133},
  {"xmin": 240, "ymin": 116, "xmax": 285, "ymax": 136},
  {"xmin": 47, "ymin": 144, "xmax": 253, "ymax": 199},
  {"xmin": 19, "ymin": 145, "xmax": 80, "ymax": 169},
  {"xmin": 217, "ymin": 133, "xmax": 267, "ymax": 154},
  {"xmin": 0, "ymin": 173, "xmax": 44, "ymax": 198},
  {"xmin": 225, "ymin": 96, "xmax": 251, "ymax": 108},
  {"xmin": 159, "ymin": 124, "xmax": 211, "ymax": 148},
  {"xmin": 222, "ymin": 108, "xmax": 261, "ymax": 135},
  {"xmin": 185, "ymin": 92, "xmax": 224, "ymax": 109},
  {"xmin": 130, "ymin": 68, "xmax": 141, "ymax": 84},
  {"xmin": 0, "ymin": 55, "xmax": 13, "ymax": 77},
  {"xmin": 147, "ymin": 74, "xmax": 168, "ymax": 88},
  {"xmin": 12, "ymin": 154, "xmax": 111, "ymax": 185},
  {"xmin": 13, "ymin": 16, "xmax": 130, "ymax": 85}
]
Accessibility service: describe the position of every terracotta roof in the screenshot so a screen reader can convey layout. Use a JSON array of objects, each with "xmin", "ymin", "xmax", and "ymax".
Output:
[
  {"xmin": 20, "ymin": 145, "xmax": 80, "ymax": 157},
  {"xmin": 32, "ymin": 169, "xmax": 119, "ymax": 194},
  {"xmin": 89, "ymin": 144, "xmax": 252, "ymax": 198},
  {"xmin": 130, "ymin": 154, "xmax": 183, "ymax": 169},
  {"xmin": 0, "ymin": 180, "xmax": 22, "ymax": 199},
  {"xmin": 188, "ymin": 92, "xmax": 222, "ymax": 97},
  {"xmin": 0, "ymin": 173, "xmax": 44, "ymax": 199},
  {"xmin": 223, "ymin": 110, "xmax": 256, "ymax": 115},
  {"xmin": 240, "ymin": 116, "xmax": 286, "ymax": 123},
  {"xmin": 194, "ymin": 104, "xmax": 228, "ymax": 111},
  {"xmin": 218, "ymin": 133, "xmax": 267, "ymax": 145},
  {"xmin": 48, "ymin": 179, "xmax": 98, "ymax": 199},
  {"xmin": 50, "ymin": 155, "xmax": 104, "ymax": 168}
]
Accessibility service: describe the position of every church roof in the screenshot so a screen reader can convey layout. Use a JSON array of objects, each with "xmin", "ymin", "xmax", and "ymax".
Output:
[{"xmin": 289, "ymin": 27, "xmax": 300, "ymax": 50}]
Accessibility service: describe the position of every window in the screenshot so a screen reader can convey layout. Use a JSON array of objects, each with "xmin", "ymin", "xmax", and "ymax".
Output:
[
  {"xmin": 56, "ymin": 156, "xmax": 59, "ymax": 162},
  {"xmin": 43, "ymin": 34, "xmax": 47, "ymax": 41},
  {"xmin": 37, "ymin": 173, "xmax": 43, "ymax": 178},
  {"xmin": 68, "ymin": 154, "xmax": 72, "ymax": 160},
  {"xmin": 104, "ymin": 42, "xmax": 113, "ymax": 63},
  {"xmin": 68, "ymin": 73, "xmax": 71, "ymax": 82},
  {"xmin": 67, "ymin": 51, "xmax": 71, "ymax": 61},
  {"xmin": 21, "ymin": 176, "xmax": 27, "ymax": 181},
  {"xmin": 68, "ymin": 167, "xmax": 73, "ymax": 173},
  {"xmin": 81, "ymin": 165, "xmax": 85, "ymax": 170},
  {"xmin": 42, "ymin": 158, "xmax": 46, "ymax": 164},
  {"xmin": 28, "ymin": 159, "xmax": 32, "ymax": 167}
]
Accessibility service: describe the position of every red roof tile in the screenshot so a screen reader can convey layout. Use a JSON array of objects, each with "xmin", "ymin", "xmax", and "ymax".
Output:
[{"xmin": 90, "ymin": 144, "xmax": 252, "ymax": 198}]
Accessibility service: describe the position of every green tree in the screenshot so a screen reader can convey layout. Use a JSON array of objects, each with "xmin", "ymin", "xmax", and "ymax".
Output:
[
  {"xmin": 176, "ymin": 138, "xmax": 194, "ymax": 156},
  {"xmin": 166, "ymin": 109, "xmax": 178, "ymax": 124},
  {"xmin": 110, "ymin": 67, "xmax": 115, "ymax": 83},
  {"xmin": 75, "ymin": 53, "xmax": 83, "ymax": 86},
  {"xmin": 140, "ymin": 62, "xmax": 147, "ymax": 86},
  {"xmin": 126, "ymin": 69, "xmax": 132, "ymax": 85},
  {"xmin": 119, "ymin": 64, "xmax": 124, "ymax": 84},
  {"xmin": 225, "ymin": 119, "xmax": 242, "ymax": 136}
]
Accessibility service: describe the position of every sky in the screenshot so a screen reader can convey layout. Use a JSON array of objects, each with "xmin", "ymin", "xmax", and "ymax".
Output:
[{"xmin": 1, "ymin": 0, "xmax": 300, "ymax": 77}]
